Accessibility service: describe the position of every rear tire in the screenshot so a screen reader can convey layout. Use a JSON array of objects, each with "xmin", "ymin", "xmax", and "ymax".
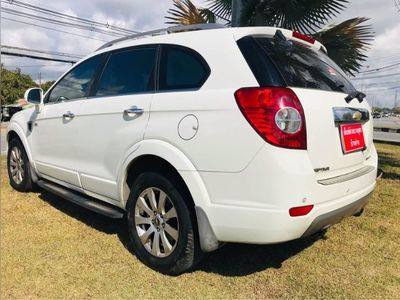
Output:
[
  {"xmin": 126, "ymin": 172, "xmax": 202, "ymax": 275},
  {"xmin": 7, "ymin": 138, "xmax": 34, "ymax": 192}
]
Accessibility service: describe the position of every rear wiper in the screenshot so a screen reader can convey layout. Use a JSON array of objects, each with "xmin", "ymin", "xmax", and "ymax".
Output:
[{"xmin": 345, "ymin": 91, "xmax": 366, "ymax": 103}]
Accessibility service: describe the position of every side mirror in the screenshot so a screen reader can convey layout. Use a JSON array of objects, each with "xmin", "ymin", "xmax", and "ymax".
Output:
[{"xmin": 24, "ymin": 88, "xmax": 44, "ymax": 113}]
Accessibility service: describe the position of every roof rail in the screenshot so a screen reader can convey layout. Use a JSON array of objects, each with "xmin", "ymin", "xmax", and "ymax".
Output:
[{"xmin": 96, "ymin": 23, "xmax": 226, "ymax": 51}]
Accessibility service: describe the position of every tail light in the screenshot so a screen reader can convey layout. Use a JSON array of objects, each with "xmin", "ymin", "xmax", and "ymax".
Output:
[{"xmin": 234, "ymin": 87, "xmax": 307, "ymax": 149}]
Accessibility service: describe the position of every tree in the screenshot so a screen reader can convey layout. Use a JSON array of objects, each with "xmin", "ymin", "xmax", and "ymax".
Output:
[
  {"xmin": 372, "ymin": 107, "xmax": 383, "ymax": 113},
  {"xmin": 166, "ymin": 0, "xmax": 373, "ymax": 75},
  {"xmin": 0, "ymin": 65, "xmax": 38, "ymax": 105},
  {"xmin": 41, "ymin": 80, "xmax": 56, "ymax": 92},
  {"xmin": 392, "ymin": 107, "xmax": 400, "ymax": 115}
]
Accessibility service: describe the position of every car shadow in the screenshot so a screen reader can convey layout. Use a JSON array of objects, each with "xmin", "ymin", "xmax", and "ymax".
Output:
[
  {"xmin": 38, "ymin": 190, "xmax": 324, "ymax": 276},
  {"xmin": 38, "ymin": 190, "xmax": 123, "ymax": 235},
  {"xmin": 379, "ymin": 152, "xmax": 400, "ymax": 169},
  {"xmin": 378, "ymin": 152, "xmax": 400, "ymax": 180},
  {"xmin": 195, "ymin": 235, "xmax": 323, "ymax": 276}
]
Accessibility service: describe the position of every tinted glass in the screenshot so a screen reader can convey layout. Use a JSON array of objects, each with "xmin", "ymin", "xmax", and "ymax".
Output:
[
  {"xmin": 48, "ymin": 55, "xmax": 102, "ymax": 103},
  {"xmin": 253, "ymin": 37, "xmax": 356, "ymax": 94},
  {"xmin": 96, "ymin": 47, "xmax": 156, "ymax": 96},
  {"xmin": 160, "ymin": 46, "xmax": 208, "ymax": 90},
  {"xmin": 237, "ymin": 36, "xmax": 285, "ymax": 87}
]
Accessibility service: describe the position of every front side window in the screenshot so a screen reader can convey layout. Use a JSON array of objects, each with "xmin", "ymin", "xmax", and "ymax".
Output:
[
  {"xmin": 47, "ymin": 55, "xmax": 103, "ymax": 103},
  {"xmin": 159, "ymin": 46, "xmax": 209, "ymax": 91},
  {"xmin": 95, "ymin": 47, "xmax": 157, "ymax": 96}
]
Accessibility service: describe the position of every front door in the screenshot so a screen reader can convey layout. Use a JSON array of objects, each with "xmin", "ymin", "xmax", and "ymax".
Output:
[{"xmin": 29, "ymin": 54, "xmax": 105, "ymax": 187}]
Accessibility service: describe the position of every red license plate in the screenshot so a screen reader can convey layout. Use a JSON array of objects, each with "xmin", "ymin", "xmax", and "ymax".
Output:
[{"xmin": 340, "ymin": 123, "xmax": 366, "ymax": 154}]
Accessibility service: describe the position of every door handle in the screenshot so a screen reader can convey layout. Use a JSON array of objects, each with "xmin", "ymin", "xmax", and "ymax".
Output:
[
  {"xmin": 124, "ymin": 106, "xmax": 144, "ymax": 116},
  {"xmin": 62, "ymin": 111, "xmax": 75, "ymax": 119}
]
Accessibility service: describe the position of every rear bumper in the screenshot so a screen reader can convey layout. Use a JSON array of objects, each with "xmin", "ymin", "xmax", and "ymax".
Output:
[
  {"xmin": 201, "ymin": 180, "xmax": 375, "ymax": 244},
  {"xmin": 301, "ymin": 191, "xmax": 372, "ymax": 238},
  {"xmin": 197, "ymin": 144, "xmax": 378, "ymax": 245}
]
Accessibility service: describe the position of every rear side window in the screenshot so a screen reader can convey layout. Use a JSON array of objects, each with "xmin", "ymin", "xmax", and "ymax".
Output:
[
  {"xmin": 47, "ymin": 55, "xmax": 103, "ymax": 103},
  {"xmin": 159, "ymin": 46, "xmax": 209, "ymax": 91},
  {"xmin": 96, "ymin": 47, "xmax": 157, "ymax": 96},
  {"xmin": 238, "ymin": 36, "xmax": 356, "ymax": 94}
]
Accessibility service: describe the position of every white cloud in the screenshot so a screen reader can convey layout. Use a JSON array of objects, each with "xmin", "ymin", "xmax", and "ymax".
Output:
[{"xmin": 372, "ymin": 23, "xmax": 400, "ymax": 53}]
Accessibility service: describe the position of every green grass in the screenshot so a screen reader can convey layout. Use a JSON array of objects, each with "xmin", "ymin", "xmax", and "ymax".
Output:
[{"xmin": 1, "ymin": 143, "xmax": 399, "ymax": 299}]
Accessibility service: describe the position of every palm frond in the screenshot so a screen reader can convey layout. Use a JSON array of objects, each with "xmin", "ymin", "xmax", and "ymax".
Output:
[
  {"xmin": 313, "ymin": 18, "xmax": 374, "ymax": 75},
  {"xmin": 165, "ymin": 0, "xmax": 214, "ymax": 25},
  {"xmin": 241, "ymin": 0, "xmax": 349, "ymax": 34},
  {"xmin": 206, "ymin": 0, "xmax": 232, "ymax": 20}
]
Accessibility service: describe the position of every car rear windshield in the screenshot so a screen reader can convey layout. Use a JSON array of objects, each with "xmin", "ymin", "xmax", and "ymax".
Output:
[{"xmin": 239, "ymin": 36, "xmax": 356, "ymax": 94}]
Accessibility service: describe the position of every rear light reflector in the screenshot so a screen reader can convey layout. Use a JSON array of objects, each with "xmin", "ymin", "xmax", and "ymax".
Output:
[
  {"xmin": 289, "ymin": 205, "xmax": 314, "ymax": 217},
  {"xmin": 234, "ymin": 87, "xmax": 307, "ymax": 149},
  {"xmin": 292, "ymin": 31, "xmax": 315, "ymax": 44}
]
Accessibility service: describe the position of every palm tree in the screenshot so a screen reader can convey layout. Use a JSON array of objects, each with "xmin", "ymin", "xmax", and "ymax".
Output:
[{"xmin": 165, "ymin": 0, "xmax": 373, "ymax": 75}]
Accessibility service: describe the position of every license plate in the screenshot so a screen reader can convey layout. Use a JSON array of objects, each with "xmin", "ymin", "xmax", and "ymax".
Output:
[{"xmin": 340, "ymin": 123, "xmax": 366, "ymax": 154}]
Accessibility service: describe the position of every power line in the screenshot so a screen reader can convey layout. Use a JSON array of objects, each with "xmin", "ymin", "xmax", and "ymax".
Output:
[
  {"xmin": 357, "ymin": 62, "xmax": 400, "ymax": 74},
  {"xmin": 361, "ymin": 80, "xmax": 400, "ymax": 86},
  {"xmin": 1, "ymin": 0, "xmax": 140, "ymax": 35},
  {"xmin": 363, "ymin": 86, "xmax": 400, "ymax": 92},
  {"xmin": 1, "ymin": 51, "xmax": 76, "ymax": 64},
  {"xmin": 2, "ymin": 45, "xmax": 83, "ymax": 59},
  {"xmin": 1, "ymin": 17, "xmax": 109, "ymax": 42},
  {"xmin": 1, "ymin": 7, "xmax": 125, "ymax": 37},
  {"xmin": 3, "ymin": 64, "xmax": 66, "ymax": 68},
  {"xmin": 352, "ymin": 72, "xmax": 400, "ymax": 80}
]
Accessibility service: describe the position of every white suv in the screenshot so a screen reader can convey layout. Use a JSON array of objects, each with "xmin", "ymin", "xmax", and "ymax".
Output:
[{"xmin": 7, "ymin": 25, "xmax": 377, "ymax": 275}]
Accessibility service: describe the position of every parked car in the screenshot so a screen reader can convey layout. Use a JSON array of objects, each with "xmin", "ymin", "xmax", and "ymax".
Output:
[
  {"xmin": 372, "ymin": 112, "xmax": 381, "ymax": 119},
  {"xmin": 1, "ymin": 104, "xmax": 23, "ymax": 122},
  {"xmin": 6, "ymin": 24, "xmax": 377, "ymax": 275}
]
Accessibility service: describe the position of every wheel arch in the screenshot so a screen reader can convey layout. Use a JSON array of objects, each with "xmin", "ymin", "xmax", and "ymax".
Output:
[
  {"xmin": 118, "ymin": 140, "xmax": 219, "ymax": 252},
  {"xmin": 6, "ymin": 125, "xmax": 39, "ymax": 183},
  {"xmin": 6, "ymin": 123, "xmax": 34, "ymax": 163},
  {"xmin": 124, "ymin": 154, "xmax": 196, "ymax": 214}
]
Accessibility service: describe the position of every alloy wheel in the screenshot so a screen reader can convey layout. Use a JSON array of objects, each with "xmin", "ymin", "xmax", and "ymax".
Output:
[
  {"xmin": 9, "ymin": 146, "xmax": 24, "ymax": 185},
  {"xmin": 135, "ymin": 187, "xmax": 179, "ymax": 258}
]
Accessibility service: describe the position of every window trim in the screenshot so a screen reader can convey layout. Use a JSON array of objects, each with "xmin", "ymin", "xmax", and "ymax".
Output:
[
  {"xmin": 44, "ymin": 53, "xmax": 107, "ymax": 105},
  {"xmin": 44, "ymin": 43, "xmax": 211, "ymax": 104},
  {"xmin": 157, "ymin": 44, "xmax": 211, "ymax": 92},
  {"xmin": 90, "ymin": 44, "xmax": 159, "ymax": 98}
]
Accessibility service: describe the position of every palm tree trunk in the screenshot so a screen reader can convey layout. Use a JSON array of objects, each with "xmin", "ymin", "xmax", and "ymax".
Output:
[{"xmin": 231, "ymin": 0, "xmax": 242, "ymax": 27}]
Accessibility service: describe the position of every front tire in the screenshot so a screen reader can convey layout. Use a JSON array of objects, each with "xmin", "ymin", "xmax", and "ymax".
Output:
[
  {"xmin": 126, "ymin": 172, "xmax": 202, "ymax": 275},
  {"xmin": 7, "ymin": 138, "xmax": 34, "ymax": 192}
]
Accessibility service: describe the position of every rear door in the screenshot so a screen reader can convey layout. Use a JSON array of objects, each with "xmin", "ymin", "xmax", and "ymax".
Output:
[
  {"xmin": 238, "ymin": 35, "xmax": 373, "ymax": 179},
  {"xmin": 73, "ymin": 46, "xmax": 157, "ymax": 200}
]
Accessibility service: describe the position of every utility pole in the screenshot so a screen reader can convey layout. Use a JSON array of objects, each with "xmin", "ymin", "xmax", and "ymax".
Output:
[
  {"xmin": 38, "ymin": 72, "xmax": 42, "ymax": 88},
  {"xmin": 231, "ymin": 0, "xmax": 243, "ymax": 27}
]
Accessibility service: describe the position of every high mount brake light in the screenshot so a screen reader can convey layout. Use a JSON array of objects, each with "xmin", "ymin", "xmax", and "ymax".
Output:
[
  {"xmin": 234, "ymin": 87, "xmax": 307, "ymax": 150},
  {"xmin": 292, "ymin": 31, "xmax": 316, "ymax": 44}
]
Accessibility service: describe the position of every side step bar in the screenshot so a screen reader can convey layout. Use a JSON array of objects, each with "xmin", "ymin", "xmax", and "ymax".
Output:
[{"xmin": 37, "ymin": 180, "xmax": 124, "ymax": 219}]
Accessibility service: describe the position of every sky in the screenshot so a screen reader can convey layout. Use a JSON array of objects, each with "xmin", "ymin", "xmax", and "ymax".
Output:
[{"xmin": 1, "ymin": 0, "xmax": 399, "ymax": 107}]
